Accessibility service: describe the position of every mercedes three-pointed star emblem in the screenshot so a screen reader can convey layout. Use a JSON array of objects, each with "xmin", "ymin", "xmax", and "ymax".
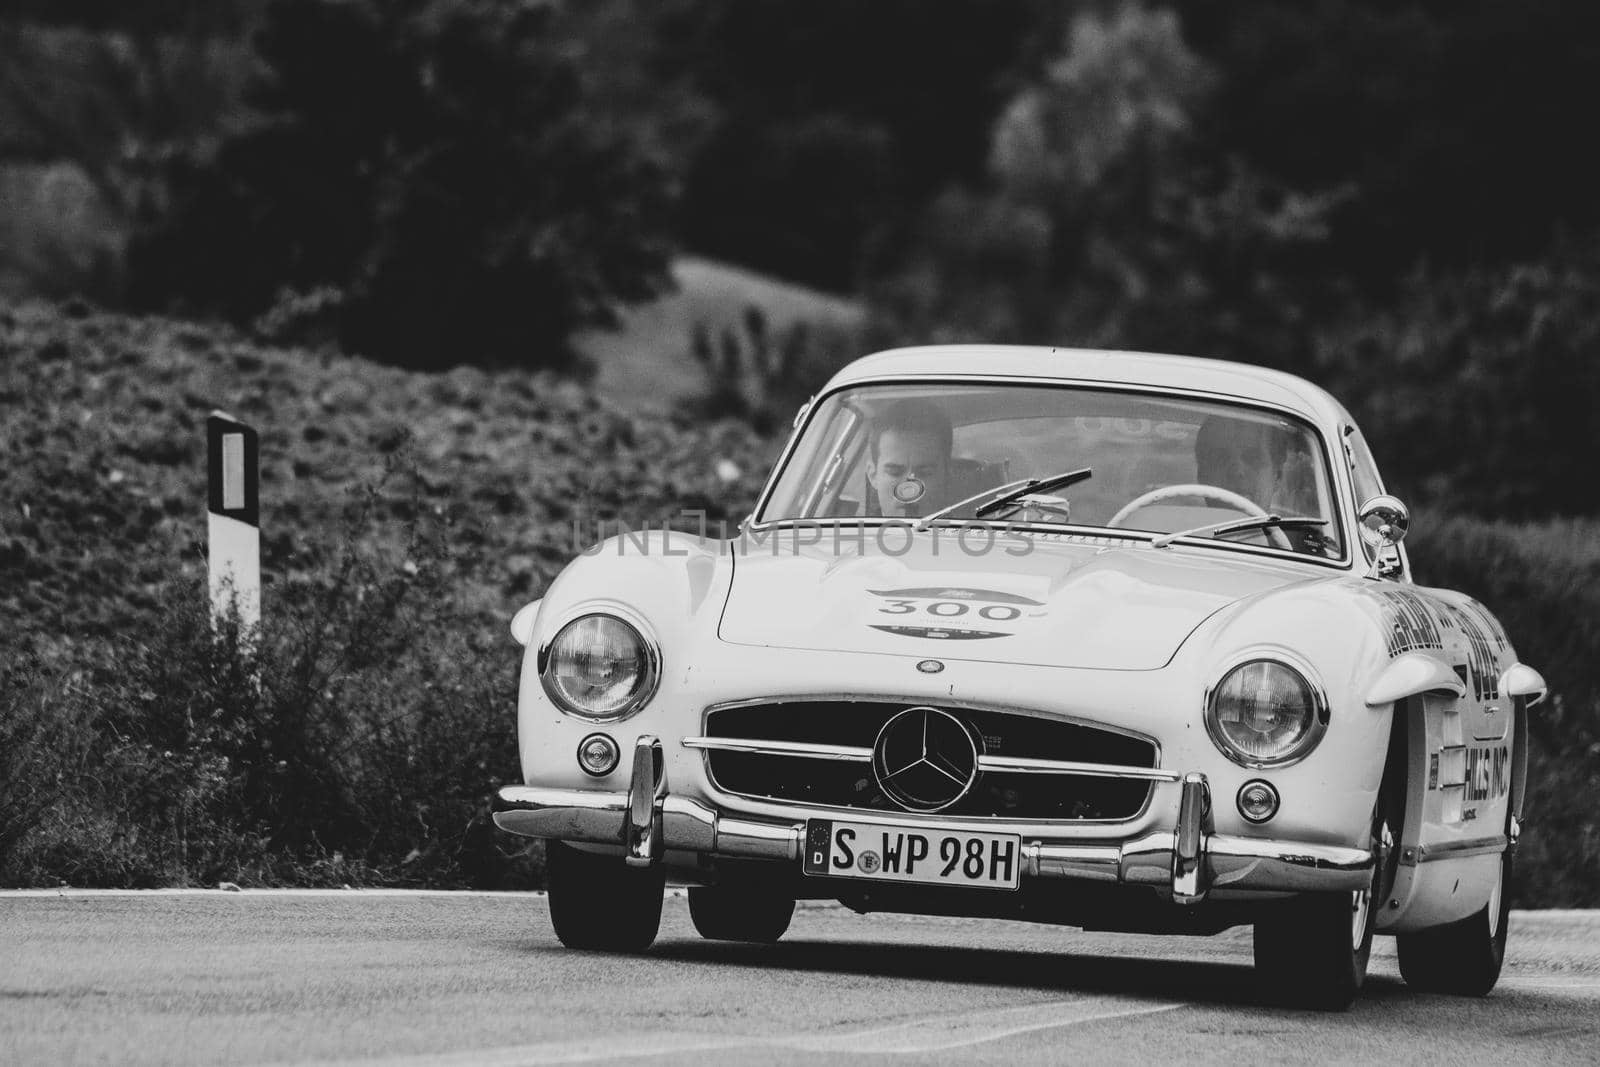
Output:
[{"xmin": 872, "ymin": 706, "xmax": 981, "ymax": 813}]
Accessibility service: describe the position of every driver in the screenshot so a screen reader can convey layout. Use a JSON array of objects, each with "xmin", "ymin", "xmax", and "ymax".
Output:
[
  {"xmin": 865, "ymin": 399, "xmax": 954, "ymax": 518},
  {"xmin": 1194, "ymin": 416, "xmax": 1317, "ymax": 516}
]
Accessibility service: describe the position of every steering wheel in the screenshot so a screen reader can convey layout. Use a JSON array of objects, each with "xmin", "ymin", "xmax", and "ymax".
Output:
[{"xmin": 1107, "ymin": 483, "xmax": 1293, "ymax": 551}]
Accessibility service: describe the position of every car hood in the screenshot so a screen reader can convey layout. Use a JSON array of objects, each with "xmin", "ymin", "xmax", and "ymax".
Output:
[{"xmin": 717, "ymin": 529, "xmax": 1316, "ymax": 670}]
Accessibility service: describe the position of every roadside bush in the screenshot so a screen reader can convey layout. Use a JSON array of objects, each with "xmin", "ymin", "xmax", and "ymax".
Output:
[
  {"xmin": 0, "ymin": 657, "xmax": 97, "ymax": 880},
  {"xmin": 127, "ymin": 0, "xmax": 674, "ymax": 370},
  {"xmin": 1411, "ymin": 513, "xmax": 1600, "ymax": 906},
  {"xmin": 3, "ymin": 465, "xmax": 539, "ymax": 889},
  {"xmin": 2, "ymin": 300, "xmax": 773, "ymax": 889},
  {"xmin": 1314, "ymin": 238, "xmax": 1600, "ymax": 519}
]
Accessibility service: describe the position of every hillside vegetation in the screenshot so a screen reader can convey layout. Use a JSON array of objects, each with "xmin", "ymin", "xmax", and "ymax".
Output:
[
  {"xmin": 1, "ymin": 300, "xmax": 769, "ymax": 887},
  {"xmin": 2, "ymin": 300, "xmax": 1596, "ymax": 903}
]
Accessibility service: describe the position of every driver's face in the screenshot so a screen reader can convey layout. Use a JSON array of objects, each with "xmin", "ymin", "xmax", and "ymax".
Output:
[
  {"xmin": 868, "ymin": 430, "xmax": 950, "ymax": 517},
  {"xmin": 1212, "ymin": 435, "xmax": 1276, "ymax": 503},
  {"xmin": 1212, "ymin": 429, "xmax": 1304, "ymax": 510}
]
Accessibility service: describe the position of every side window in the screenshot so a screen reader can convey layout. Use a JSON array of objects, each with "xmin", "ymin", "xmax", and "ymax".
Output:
[
  {"xmin": 1344, "ymin": 424, "xmax": 1399, "ymax": 570},
  {"xmin": 1345, "ymin": 425, "xmax": 1385, "ymax": 506}
]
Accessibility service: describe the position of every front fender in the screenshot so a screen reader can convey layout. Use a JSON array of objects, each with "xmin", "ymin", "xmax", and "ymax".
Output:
[
  {"xmin": 516, "ymin": 530, "xmax": 735, "ymax": 783},
  {"xmin": 1169, "ymin": 580, "xmax": 1396, "ymax": 851}
]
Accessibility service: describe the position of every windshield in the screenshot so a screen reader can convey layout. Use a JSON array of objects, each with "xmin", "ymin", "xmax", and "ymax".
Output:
[{"xmin": 758, "ymin": 382, "xmax": 1345, "ymax": 560}]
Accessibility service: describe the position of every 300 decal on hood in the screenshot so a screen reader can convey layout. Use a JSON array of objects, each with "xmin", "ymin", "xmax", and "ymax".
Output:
[{"xmin": 717, "ymin": 532, "xmax": 1309, "ymax": 670}]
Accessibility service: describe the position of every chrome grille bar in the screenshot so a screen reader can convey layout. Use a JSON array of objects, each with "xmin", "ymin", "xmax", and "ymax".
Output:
[
  {"xmin": 683, "ymin": 736, "xmax": 1176, "ymax": 782},
  {"xmin": 977, "ymin": 755, "xmax": 1182, "ymax": 782},
  {"xmin": 682, "ymin": 736, "xmax": 872, "ymax": 761}
]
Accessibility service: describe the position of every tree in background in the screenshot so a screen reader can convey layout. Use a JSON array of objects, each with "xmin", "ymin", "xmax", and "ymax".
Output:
[
  {"xmin": 0, "ymin": 1, "xmax": 258, "ymax": 300},
  {"xmin": 128, "ymin": 0, "xmax": 674, "ymax": 369},
  {"xmin": 662, "ymin": 0, "xmax": 1042, "ymax": 291},
  {"xmin": 1316, "ymin": 236, "xmax": 1600, "ymax": 518},
  {"xmin": 880, "ymin": 4, "xmax": 1340, "ymax": 361},
  {"xmin": 1181, "ymin": 0, "xmax": 1600, "ymax": 284}
]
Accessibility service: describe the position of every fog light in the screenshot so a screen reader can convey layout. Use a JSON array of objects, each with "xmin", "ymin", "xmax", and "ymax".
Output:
[
  {"xmin": 577, "ymin": 733, "xmax": 620, "ymax": 777},
  {"xmin": 1236, "ymin": 779, "xmax": 1280, "ymax": 824}
]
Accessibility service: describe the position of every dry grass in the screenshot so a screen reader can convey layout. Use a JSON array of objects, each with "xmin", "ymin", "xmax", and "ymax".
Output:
[{"xmin": 575, "ymin": 255, "xmax": 865, "ymax": 416}]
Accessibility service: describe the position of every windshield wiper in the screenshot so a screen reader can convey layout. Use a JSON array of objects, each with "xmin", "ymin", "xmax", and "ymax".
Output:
[
  {"xmin": 912, "ymin": 468, "xmax": 1093, "ymax": 531},
  {"xmin": 1150, "ymin": 514, "xmax": 1328, "ymax": 550},
  {"xmin": 913, "ymin": 478, "xmax": 1033, "ymax": 532},
  {"xmin": 973, "ymin": 468, "xmax": 1093, "ymax": 519}
]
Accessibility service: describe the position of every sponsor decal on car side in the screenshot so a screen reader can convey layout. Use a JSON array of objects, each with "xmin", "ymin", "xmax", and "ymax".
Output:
[{"xmin": 1370, "ymin": 587, "xmax": 1447, "ymax": 657}]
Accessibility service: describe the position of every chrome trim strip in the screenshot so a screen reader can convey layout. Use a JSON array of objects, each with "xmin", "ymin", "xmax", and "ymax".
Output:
[
  {"xmin": 976, "ymin": 754, "xmax": 1181, "ymax": 782},
  {"xmin": 1406, "ymin": 835, "xmax": 1508, "ymax": 865},
  {"xmin": 682, "ymin": 736, "xmax": 872, "ymax": 762}
]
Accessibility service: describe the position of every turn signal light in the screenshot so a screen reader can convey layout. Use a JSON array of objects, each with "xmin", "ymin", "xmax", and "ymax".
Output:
[
  {"xmin": 577, "ymin": 733, "xmax": 621, "ymax": 777},
  {"xmin": 1237, "ymin": 779, "xmax": 1280, "ymax": 824}
]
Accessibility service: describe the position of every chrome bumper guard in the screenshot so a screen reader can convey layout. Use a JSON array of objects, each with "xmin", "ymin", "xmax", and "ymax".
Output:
[{"xmin": 494, "ymin": 736, "xmax": 1373, "ymax": 902}]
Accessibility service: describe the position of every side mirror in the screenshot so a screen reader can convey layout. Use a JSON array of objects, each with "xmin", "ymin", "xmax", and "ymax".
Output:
[{"xmin": 1358, "ymin": 495, "xmax": 1410, "ymax": 579}]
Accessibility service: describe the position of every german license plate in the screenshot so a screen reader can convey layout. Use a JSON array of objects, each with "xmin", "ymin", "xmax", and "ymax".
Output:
[{"xmin": 803, "ymin": 819, "xmax": 1020, "ymax": 890}]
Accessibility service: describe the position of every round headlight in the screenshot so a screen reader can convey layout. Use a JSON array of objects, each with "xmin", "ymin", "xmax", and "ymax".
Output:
[
  {"xmin": 540, "ymin": 613, "xmax": 658, "ymax": 720},
  {"xmin": 1205, "ymin": 658, "xmax": 1326, "ymax": 767}
]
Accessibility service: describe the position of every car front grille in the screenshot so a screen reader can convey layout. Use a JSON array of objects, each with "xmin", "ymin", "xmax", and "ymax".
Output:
[{"xmin": 701, "ymin": 700, "xmax": 1157, "ymax": 821}]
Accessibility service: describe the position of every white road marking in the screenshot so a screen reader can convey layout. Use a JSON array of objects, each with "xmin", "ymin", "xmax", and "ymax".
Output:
[
  {"xmin": 791, "ymin": 997, "xmax": 1183, "ymax": 1054},
  {"xmin": 297, "ymin": 1032, "xmax": 754, "ymax": 1067},
  {"xmin": 292, "ymin": 997, "xmax": 1184, "ymax": 1066},
  {"xmin": 1499, "ymin": 977, "xmax": 1600, "ymax": 993}
]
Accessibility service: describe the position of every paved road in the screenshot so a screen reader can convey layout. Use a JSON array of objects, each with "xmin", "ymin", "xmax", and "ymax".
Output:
[{"xmin": 3, "ymin": 892, "xmax": 1597, "ymax": 1065}]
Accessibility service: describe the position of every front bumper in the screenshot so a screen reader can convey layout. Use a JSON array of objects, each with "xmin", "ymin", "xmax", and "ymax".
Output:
[{"xmin": 493, "ymin": 736, "xmax": 1373, "ymax": 903}]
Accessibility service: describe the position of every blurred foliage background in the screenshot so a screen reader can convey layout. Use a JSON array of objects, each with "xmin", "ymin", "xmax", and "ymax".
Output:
[
  {"xmin": 3, "ymin": 0, "xmax": 1598, "ymax": 895},
  {"xmin": 5, "ymin": 0, "xmax": 1599, "ymax": 514}
]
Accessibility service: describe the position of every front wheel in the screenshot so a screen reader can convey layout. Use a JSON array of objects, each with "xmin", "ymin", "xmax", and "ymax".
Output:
[
  {"xmin": 546, "ymin": 841, "xmax": 665, "ymax": 951},
  {"xmin": 1254, "ymin": 887, "xmax": 1376, "ymax": 1011},
  {"xmin": 1253, "ymin": 805, "xmax": 1390, "ymax": 1011},
  {"xmin": 1396, "ymin": 839, "xmax": 1512, "ymax": 996},
  {"xmin": 688, "ymin": 886, "xmax": 795, "ymax": 943}
]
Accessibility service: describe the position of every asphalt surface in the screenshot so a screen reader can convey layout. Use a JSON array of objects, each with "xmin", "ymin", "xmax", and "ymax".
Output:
[{"xmin": 3, "ymin": 892, "xmax": 1598, "ymax": 1066}]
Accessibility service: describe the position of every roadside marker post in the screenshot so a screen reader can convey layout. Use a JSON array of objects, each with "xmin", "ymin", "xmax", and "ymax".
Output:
[{"xmin": 206, "ymin": 412, "xmax": 260, "ymax": 637}]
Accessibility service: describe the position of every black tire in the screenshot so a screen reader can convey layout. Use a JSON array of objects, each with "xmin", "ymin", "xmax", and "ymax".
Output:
[
  {"xmin": 1254, "ymin": 888, "xmax": 1376, "ymax": 1011},
  {"xmin": 1253, "ymin": 803, "xmax": 1390, "ymax": 1011},
  {"xmin": 687, "ymin": 886, "xmax": 795, "ymax": 943},
  {"xmin": 546, "ymin": 841, "xmax": 665, "ymax": 952},
  {"xmin": 1396, "ymin": 836, "xmax": 1512, "ymax": 996}
]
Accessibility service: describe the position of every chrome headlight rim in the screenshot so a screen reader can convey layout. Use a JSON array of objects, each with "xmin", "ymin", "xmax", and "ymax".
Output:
[
  {"xmin": 536, "ymin": 603, "xmax": 661, "ymax": 722},
  {"xmin": 1202, "ymin": 648, "xmax": 1330, "ymax": 769}
]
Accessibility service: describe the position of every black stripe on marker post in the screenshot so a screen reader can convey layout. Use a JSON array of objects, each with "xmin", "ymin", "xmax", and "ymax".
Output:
[{"xmin": 206, "ymin": 413, "xmax": 259, "ymax": 527}]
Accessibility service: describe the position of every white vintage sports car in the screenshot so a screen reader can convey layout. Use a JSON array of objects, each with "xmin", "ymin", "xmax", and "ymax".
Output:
[{"xmin": 494, "ymin": 346, "xmax": 1546, "ymax": 1010}]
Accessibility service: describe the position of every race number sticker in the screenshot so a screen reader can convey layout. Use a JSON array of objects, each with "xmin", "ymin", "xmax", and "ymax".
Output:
[{"xmin": 867, "ymin": 587, "xmax": 1045, "ymax": 641}]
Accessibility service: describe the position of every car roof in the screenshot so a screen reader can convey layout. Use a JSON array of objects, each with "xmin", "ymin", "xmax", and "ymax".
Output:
[{"xmin": 825, "ymin": 345, "xmax": 1352, "ymax": 430}]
